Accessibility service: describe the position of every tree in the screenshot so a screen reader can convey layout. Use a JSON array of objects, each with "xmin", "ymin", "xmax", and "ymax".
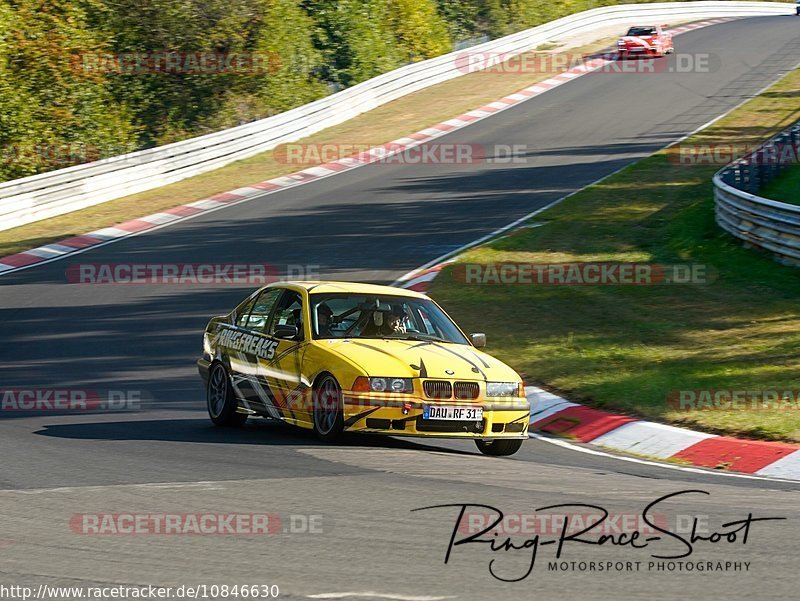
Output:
[
  {"xmin": 254, "ymin": 0, "xmax": 326, "ymax": 113},
  {"xmin": 0, "ymin": 0, "xmax": 136, "ymax": 181},
  {"xmin": 303, "ymin": 0, "xmax": 401, "ymax": 88},
  {"xmin": 94, "ymin": 0, "xmax": 274, "ymax": 144},
  {"xmin": 386, "ymin": 0, "xmax": 451, "ymax": 63}
]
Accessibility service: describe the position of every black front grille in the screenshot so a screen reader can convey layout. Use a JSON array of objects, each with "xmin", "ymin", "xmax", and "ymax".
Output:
[
  {"xmin": 416, "ymin": 418, "xmax": 486, "ymax": 433},
  {"xmin": 423, "ymin": 380, "xmax": 452, "ymax": 399},
  {"xmin": 454, "ymin": 381, "xmax": 479, "ymax": 400}
]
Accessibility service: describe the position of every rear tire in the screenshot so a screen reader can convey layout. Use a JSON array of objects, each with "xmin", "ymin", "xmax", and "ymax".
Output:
[
  {"xmin": 475, "ymin": 438, "xmax": 524, "ymax": 456},
  {"xmin": 313, "ymin": 374, "xmax": 344, "ymax": 441},
  {"xmin": 207, "ymin": 363, "xmax": 247, "ymax": 427}
]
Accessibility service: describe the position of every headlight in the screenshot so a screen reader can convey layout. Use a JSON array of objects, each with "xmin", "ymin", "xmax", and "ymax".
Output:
[
  {"xmin": 353, "ymin": 377, "xmax": 414, "ymax": 394},
  {"xmin": 486, "ymin": 382, "xmax": 520, "ymax": 397}
]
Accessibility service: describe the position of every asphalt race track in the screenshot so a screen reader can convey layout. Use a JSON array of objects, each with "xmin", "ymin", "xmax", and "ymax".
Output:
[{"xmin": 0, "ymin": 17, "xmax": 798, "ymax": 600}]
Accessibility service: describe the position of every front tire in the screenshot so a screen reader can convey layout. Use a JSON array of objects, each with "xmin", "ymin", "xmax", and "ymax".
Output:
[
  {"xmin": 313, "ymin": 374, "xmax": 344, "ymax": 441},
  {"xmin": 207, "ymin": 362, "xmax": 247, "ymax": 427},
  {"xmin": 475, "ymin": 438, "xmax": 524, "ymax": 456}
]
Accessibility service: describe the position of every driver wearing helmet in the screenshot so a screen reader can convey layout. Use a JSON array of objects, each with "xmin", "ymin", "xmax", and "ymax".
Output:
[
  {"xmin": 362, "ymin": 306, "xmax": 407, "ymax": 337},
  {"xmin": 317, "ymin": 303, "xmax": 335, "ymax": 337},
  {"xmin": 384, "ymin": 307, "xmax": 407, "ymax": 335}
]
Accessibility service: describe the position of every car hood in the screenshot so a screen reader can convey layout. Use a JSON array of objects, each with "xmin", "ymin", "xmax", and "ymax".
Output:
[
  {"xmin": 620, "ymin": 35, "xmax": 656, "ymax": 43},
  {"xmin": 318, "ymin": 338, "xmax": 521, "ymax": 382}
]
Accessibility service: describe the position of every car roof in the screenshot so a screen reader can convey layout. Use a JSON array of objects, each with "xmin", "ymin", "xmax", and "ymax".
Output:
[{"xmin": 269, "ymin": 281, "xmax": 428, "ymax": 299}]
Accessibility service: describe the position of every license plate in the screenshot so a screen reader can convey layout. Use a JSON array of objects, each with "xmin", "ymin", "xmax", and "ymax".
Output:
[{"xmin": 423, "ymin": 405, "xmax": 483, "ymax": 421}]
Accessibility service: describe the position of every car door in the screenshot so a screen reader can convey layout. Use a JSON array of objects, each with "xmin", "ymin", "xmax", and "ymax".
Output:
[
  {"xmin": 221, "ymin": 287, "xmax": 283, "ymax": 411},
  {"xmin": 259, "ymin": 289, "xmax": 310, "ymax": 425}
]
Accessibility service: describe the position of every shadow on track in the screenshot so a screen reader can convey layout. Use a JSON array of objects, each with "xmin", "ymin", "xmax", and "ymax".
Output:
[{"xmin": 32, "ymin": 416, "xmax": 475, "ymax": 456}]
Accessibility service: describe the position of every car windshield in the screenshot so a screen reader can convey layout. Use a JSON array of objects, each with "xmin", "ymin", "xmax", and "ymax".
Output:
[
  {"xmin": 626, "ymin": 27, "xmax": 657, "ymax": 36},
  {"xmin": 310, "ymin": 293, "xmax": 469, "ymax": 344}
]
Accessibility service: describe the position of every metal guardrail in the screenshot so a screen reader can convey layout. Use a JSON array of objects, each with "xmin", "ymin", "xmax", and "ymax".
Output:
[
  {"xmin": 714, "ymin": 123, "xmax": 800, "ymax": 267},
  {"xmin": 0, "ymin": 1, "xmax": 794, "ymax": 232}
]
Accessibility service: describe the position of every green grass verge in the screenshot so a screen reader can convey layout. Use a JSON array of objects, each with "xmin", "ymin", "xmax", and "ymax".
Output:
[
  {"xmin": 760, "ymin": 163, "xmax": 800, "ymax": 205},
  {"xmin": 427, "ymin": 68, "xmax": 800, "ymax": 442}
]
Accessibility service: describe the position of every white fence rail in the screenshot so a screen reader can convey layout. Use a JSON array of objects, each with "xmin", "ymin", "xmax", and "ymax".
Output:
[
  {"xmin": 714, "ymin": 122, "xmax": 800, "ymax": 266},
  {"xmin": 0, "ymin": 1, "xmax": 793, "ymax": 232}
]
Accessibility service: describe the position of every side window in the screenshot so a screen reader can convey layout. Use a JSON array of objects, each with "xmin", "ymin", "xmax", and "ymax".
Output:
[
  {"xmin": 234, "ymin": 295, "xmax": 257, "ymax": 328},
  {"xmin": 237, "ymin": 288, "xmax": 282, "ymax": 332},
  {"xmin": 269, "ymin": 290, "xmax": 304, "ymax": 339}
]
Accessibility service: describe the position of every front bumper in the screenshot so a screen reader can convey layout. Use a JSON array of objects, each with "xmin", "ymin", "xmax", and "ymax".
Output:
[
  {"xmin": 342, "ymin": 393, "xmax": 530, "ymax": 439},
  {"xmin": 618, "ymin": 47, "xmax": 663, "ymax": 57}
]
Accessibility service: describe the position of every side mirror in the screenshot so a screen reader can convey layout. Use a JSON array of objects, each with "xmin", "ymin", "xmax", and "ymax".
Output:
[
  {"xmin": 470, "ymin": 333, "xmax": 486, "ymax": 348},
  {"xmin": 274, "ymin": 324, "xmax": 299, "ymax": 340}
]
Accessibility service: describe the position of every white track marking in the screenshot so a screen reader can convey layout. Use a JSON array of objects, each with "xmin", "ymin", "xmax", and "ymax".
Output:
[
  {"xmin": 139, "ymin": 212, "xmax": 181, "ymax": 225},
  {"xmin": 85, "ymin": 227, "xmax": 130, "ymax": 240},
  {"xmin": 24, "ymin": 246, "xmax": 71, "ymax": 258},
  {"xmin": 186, "ymin": 199, "xmax": 228, "ymax": 210},
  {"xmin": 3, "ymin": 480, "xmax": 241, "ymax": 494},
  {"xmin": 530, "ymin": 433, "xmax": 799, "ymax": 484},
  {"xmin": 590, "ymin": 421, "xmax": 716, "ymax": 459},
  {"xmin": 418, "ymin": 127, "xmax": 444, "ymax": 137},
  {"xmin": 529, "ymin": 399, "xmax": 579, "ymax": 423},
  {"xmin": 756, "ymin": 450, "xmax": 800, "ymax": 478},
  {"xmin": 229, "ymin": 186, "xmax": 269, "ymax": 197},
  {"xmin": 392, "ymin": 160, "xmax": 634, "ymax": 286},
  {"xmin": 299, "ymin": 167, "xmax": 336, "ymax": 177},
  {"xmin": 464, "ymin": 109, "xmax": 494, "ymax": 118}
]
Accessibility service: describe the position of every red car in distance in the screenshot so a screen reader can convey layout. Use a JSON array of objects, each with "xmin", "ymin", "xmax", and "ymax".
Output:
[{"xmin": 617, "ymin": 25, "xmax": 674, "ymax": 59}]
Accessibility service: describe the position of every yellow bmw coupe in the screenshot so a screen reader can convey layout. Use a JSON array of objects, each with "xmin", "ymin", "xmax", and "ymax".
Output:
[{"xmin": 198, "ymin": 282, "xmax": 529, "ymax": 455}]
